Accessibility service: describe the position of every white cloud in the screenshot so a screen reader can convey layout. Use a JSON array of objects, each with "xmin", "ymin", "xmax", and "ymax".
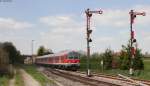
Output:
[
  {"xmin": 92, "ymin": 9, "xmax": 129, "ymax": 29},
  {"xmin": 91, "ymin": 5, "xmax": 150, "ymax": 30},
  {"xmin": 0, "ymin": 17, "xmax": 33, "ymax": 30},
  {"xmin": 37, "ymin": 5, "xmax": 150, "ymax": 53},
  {"xmin": 1, "ymin": 5, "xmax": 150, "ymax": 54},
  {"xmin": 88, "ymin": 5, "xmax": 150, "ymax": 53},
  {"xmin": 133, "ymin": 6, "xmax": 150, "ymax": 27},
  {"xmin": 39, "ymin": 16, "xmax": 80, "ymax": 28},
  {"xmin": 0, "ymin": 17, "xmax": 34, "ymax": 54},
  {"xmin": 38, "ymin": 15, "xmax": 86, "ymax": 52}
]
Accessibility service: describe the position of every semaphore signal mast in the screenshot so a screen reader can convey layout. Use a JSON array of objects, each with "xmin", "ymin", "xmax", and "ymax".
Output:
[
  {"xmin": 129, "ymin": 10, "xmax": 145, "ymax": 75},
  {"xmin": 85, "ymin": 8, "xmax": 103, "ymax": 77}
]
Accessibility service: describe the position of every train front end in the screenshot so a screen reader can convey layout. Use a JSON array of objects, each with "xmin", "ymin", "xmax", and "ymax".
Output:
[{"xmin": 63, "ymin": 51, "xmax": 80, "ymax": 70}]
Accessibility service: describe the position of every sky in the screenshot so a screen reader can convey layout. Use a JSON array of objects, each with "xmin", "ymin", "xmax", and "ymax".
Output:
[{"xmin": 0, "ymin": 0, "xmax": 150, "ymax": 54}]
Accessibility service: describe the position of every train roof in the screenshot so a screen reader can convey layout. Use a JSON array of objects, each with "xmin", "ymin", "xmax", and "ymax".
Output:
[{"xmin": 36, "ymin": 50, "xmax": 77, "ymax": 59}]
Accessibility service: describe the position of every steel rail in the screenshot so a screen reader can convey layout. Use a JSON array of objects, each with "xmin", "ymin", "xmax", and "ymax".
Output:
[{"xmin": 45, "ymin": 68, "xmax": 118, "ymax": 86}]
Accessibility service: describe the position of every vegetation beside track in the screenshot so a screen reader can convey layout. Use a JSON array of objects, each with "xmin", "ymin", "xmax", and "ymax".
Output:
[
  {"xmin": 80, "ymin": 56, "xmax": 150, "ymax": 80},
  {"xmin": 0, "ymin": 66, "xmax": 24, "ymax": 86},
  {"xmin": 134, "ymin": 59, "xmax": 150, "ymax": 80},
  {"xmin": 79, "ymin": 43, "xmax": 148, "ymax": 80},
  {"xmin": 0, "ymin": 75, "xmax": 9, "ymax": 86},
  {"xmin": 22, "ymin": 65, "xmax": 55, "ymax": 86}
]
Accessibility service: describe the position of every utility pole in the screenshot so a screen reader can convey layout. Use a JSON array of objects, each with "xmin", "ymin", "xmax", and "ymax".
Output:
[
  {"xmin": 129, "ymin": 10, "xmax": 145, "ymax": 75},
  {"xmin": 31, "ymin": 40, "xmax": 34, "ymax": 64},
  {"xmin": 85, "ymin": 8, "xmax": 103, "ymax": 77}
]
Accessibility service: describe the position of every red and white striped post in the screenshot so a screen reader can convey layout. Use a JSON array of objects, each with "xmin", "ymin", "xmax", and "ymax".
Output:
[{"xmin": 129, "ymin": 10, "xmax": 145, "ymax": 75}]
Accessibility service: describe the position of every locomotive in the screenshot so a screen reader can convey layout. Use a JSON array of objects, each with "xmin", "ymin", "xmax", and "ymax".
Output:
[{"xmin": 35, "ymin": 50, "xmax": 80, "ymax": 70}]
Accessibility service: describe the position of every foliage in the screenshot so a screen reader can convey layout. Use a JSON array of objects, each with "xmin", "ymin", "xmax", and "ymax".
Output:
[
  {"xmin": 133, "ymin": 49, "xmax": 144, "ymax": 70},
  {"xmin": 0, "ymin": 75, "xmax": 9, "ymax": 86},
  {"xmin": 79, "ymin": 55, "xmax": 87, "ymax": 71},
  {"xmin": 0, "ymin": 42, "xmax": 22, "ymax": 77},
  {"xmin": 37, "ymin": 46, "xmax": 53, "ymax": 56},
  {"xmin": 0, "ymin": 42, "xmax": 23, "ymax": 64},
  {"xmin": 79, "ymin": 54, "xmax": 102, "ymax": 72},
  {"xmin": 80, "ymin": 53, "xmax": 150, "ymax": 80},
  {"xmin": 0, "ymin": 43, "xmax": 12, "ymax": 76},
  {"xmin": 119, "ymin": 45, "xmax": 131, "ymax": 70},
  {"xmin": 119, "ymin": 44, "xmax": 144, "ymax": 70},
  {"xmin": 102, "ymin": 48, "xmax": 113, "ymax": 69},
  {"xmin": 91, "ymin": 53, "xmax": 101, "ymax": 58},
  {"xmin": 79, "ymin": 49, "xmax": 113, "ymax": 71},
  {"xmin": 37, "ymin": 46, "xmax": 45, "ymax": 56},
  {"xmin": 0, "ymin": 48, "xmax": 9, "ymax": 65}
]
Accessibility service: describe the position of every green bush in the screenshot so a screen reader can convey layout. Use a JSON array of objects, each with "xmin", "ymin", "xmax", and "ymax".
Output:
[
  {"xmin": 133, "ymin": 49, "xmax": 144, "ymax": 70},
  {"xmin": 119, "ymin": 47, "xmax": 130, "ymax": 70},
  {"xmin": 0, "ymin": 76, "xmax": 9, "ymax": 86},
  {"xmin": 119, "ymin": 44, "xmax": 144, "ymax": 70},
  {"xmin": 102, "ymin": 49, "xmax": 113, "ymax": 70}
]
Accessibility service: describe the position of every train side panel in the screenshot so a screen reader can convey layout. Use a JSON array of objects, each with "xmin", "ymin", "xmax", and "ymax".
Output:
[{"xmin": 35, "ymin": 51, "xmax": 80, "ymax": 70}]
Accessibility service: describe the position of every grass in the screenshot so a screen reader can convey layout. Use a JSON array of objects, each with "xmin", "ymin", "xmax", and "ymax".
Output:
[
  {"xmin": 0, "ymin": 65, "xmax": 24, "ymax": 86},
  {"xmin": 134, "ymin": 59, "xmax": 150, "ymax": 80},
  {"xmin": 22, "ymin": 65, "xmax": 55, "ymax": 86},
  {"xmin": 0, "ymin": 75, "xmax": 9, "ymax": 86},
  {"xmin": 80, "ymin": 57, "xmax": 150, "ymax": 80},
  {"xmin": 15, "ymin": 69, "xmax": 24, "ymax": 86}
]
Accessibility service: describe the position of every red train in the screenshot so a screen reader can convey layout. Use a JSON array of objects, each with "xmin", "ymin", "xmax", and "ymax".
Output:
[{"xmin": 35, "ymin": 50, "xmax": 80, "ymax": 70}]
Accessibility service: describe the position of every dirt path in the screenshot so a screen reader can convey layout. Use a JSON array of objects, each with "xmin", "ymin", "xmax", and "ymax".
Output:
[
  {"xmin": 20, "ymin": 69, "xmax": 41, "ymax": 86},
  {"xmin": 9, "ymin": 68, "xmax": 16, "ymax": 86},
  {"xmin": 9, "ymin": 78, "xmax": 15, "ymax": 86}
]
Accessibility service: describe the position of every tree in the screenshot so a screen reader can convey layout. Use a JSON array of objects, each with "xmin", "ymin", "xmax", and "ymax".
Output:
[
  {"xmin": 0, "ymin": 42, "xmax": 22, "ymax": 77},
  {"xmin": 0, "ymin": 48, "xmax": 9, "ymax": 65},
  {"xmin": 37, "ymin": 46, "xmax": 53, "ymax": 56},
  {"xmin": 102, "ymin": 48, "xmax": 113, "ymax": 69},
  {"xmin": 37, "ymin": 46, "xmax": 45, "ymax": 56},
  {"xmin": 119, "ymin": 44, "xmax": 144, "ymax": 70},
  {"xmin": 119, "ymin": 45, "xmax": 131, "ymax": 70},
  {"xmin": 1, "ymin": 42, "xmax": 22, "ymax": 64},
  {"xmin": 91, "ymin": 53, "xmax": 100, "ymax": 58},
  {"xmin": 0, "ymin": 47, "xmax": 10, "ymax": 75},
  {"xmin": 133, "ymin": 49, "xmax": 144, "ymax": 70}
]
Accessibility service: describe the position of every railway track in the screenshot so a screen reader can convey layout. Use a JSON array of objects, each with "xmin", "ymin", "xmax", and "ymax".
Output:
[
  {"xmin": 41, "ymin": 67, "xmax": 150, "ymax": 86},
  {"xmin": 76, "ymin": 71, "xmax": 150, "ymax": 86},
  {"xmin": 44, "ymin": 68, "xmax": 118, "ymax": 86}
]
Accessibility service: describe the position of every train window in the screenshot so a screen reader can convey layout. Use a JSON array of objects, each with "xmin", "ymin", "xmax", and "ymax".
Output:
[
  {"xmin": 68, "ymin": 52, "xmax": 79, "ymax": 59},
  {"xmin": 73, "ymin": 52, "xmax": 79, "ymax": 59},
  {"xmin": 68, "ymin": 52, "xmax": 73, "ymax": 59}
]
